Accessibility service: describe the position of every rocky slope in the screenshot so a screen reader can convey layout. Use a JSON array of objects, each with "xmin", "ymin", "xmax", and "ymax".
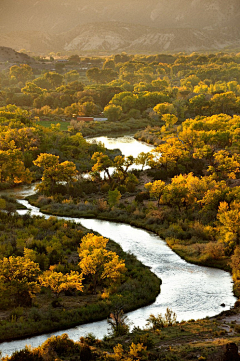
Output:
[{"xmin": 0, "ymin": 0, "xmax": 240, "ymax": 54}]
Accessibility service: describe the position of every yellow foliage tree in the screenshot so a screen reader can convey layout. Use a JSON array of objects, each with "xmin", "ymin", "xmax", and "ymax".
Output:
[
  {"xmin": 33, "ymin": 153, "xmax": 77, "ymax": 195},
  {"xmin": 0, "ymin": 256, "xmax": 40, "ymax": 306},
  {"xmin": 217, "ymin": 201, "xmax": 240, "ymax": 245},
  {"xmin": 39, "ymin": 269, "xmax": 84, "ymax": 297},
  {"xmin": 145, "ymin": 180, "xmax": 165, "ymax": 207},
  {"xmin": 78, "ymin": 233, "xmax": 126, "ymax": 293}
]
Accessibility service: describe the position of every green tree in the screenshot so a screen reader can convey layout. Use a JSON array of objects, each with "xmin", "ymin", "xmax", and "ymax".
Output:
[
  {"xmin": 86, "ymin": 67, "xmax": 101, "ymax": 84},
  {"xmin": 210, "ymin": 91, "xmax": 237, "ymax": 114},
  {"xmin": 103, "ymin": 104, "xmax": 122, "ymax": 121},
  {"xmin": 44, "ymin": 72, "xmax": 64, "ymax": 88},
  {"xmin": 108, "ymin": 188, "xmax": 122, "ymax": 208},
  {"xmin": 9, "ymin": 64, "xmax": 33, "ymax": 84},
  {"xmin": 153, "ymin": 102, "xmax": 176, "ymax": 118}
]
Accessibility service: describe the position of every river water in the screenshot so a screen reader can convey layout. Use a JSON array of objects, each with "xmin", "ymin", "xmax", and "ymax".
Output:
[{"xmin": 0, "ymin": 135, "xmax": 237, "ymax": 357}]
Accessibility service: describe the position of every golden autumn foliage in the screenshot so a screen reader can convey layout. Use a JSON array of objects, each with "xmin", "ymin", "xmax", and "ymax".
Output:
[
  {"xmin": 39, "ymin": 269, "xmax": 84, "ymax": 297},
  {"xmin": 78, "ymin": 233, "xmax": 126, "ymax": 293},
  {"xmin": 0, "ymin": 256, "xmax": 41, "ymax": 306},
  {"xmin": 33, "ymin": 153, "xmax": 77, "ymax": 195}
]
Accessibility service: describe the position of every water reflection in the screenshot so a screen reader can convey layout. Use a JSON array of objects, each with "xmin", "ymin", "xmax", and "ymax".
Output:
[
  {"xmin": 87, "ymin": 135, "xmax": 154, "ymax": 158},
  {"xmin": 0, "ymin": 136, "xmax": 236, "ymax": 356}
]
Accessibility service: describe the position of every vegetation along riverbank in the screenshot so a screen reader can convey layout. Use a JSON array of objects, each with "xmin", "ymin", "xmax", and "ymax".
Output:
[{"xmin": 0, "ymin": 52, "xmax": 240, "ymax": 358}]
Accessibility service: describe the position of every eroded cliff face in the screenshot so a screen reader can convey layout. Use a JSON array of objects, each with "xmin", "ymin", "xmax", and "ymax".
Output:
[{"xmin": 0, "ymin": 0, "xmax": 240, "ymax": 54}]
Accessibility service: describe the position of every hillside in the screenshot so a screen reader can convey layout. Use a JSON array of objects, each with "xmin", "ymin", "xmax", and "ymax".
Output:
[
  {"xmin": 0, "ymin": 46, "xmax": 36, "ymax": 64},
  {"xmin": 0, "ymin": 0, "xmax": 240, "ymax": 54}
]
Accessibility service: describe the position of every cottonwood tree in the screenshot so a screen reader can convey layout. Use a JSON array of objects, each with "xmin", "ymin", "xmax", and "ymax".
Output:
[
  {"xmin": 217, "ymin": 201, "xmax": 240, "ymax": 245},
  {"xmin": 78, "ymin": 233, "xmax": 126, "ymax": 293},
  {"xmin": 39, "ymin": 269, "xmax": 84, "ymax": 298},
  {"xmin": 0, "ymin": 256, "xmax": 40, "ymax": 306},
  {"xmin": 0, "ymin": 148, "xmax": 32, "ymax": 184},
  {"xmin": 33, "ymin": 153, "xmax": 77, "ymax": 195},
  {"xmin": 145, "ymin": 180, "xmax": 165, "ymax": 207},
  {"xmin": 91, "ymin": 152, "xmax": 113, "ymax": 183}
]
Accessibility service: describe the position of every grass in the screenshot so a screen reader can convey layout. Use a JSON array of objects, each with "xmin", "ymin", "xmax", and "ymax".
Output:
[{"xmin": 36, "ymin": 119, "xmax": 70, "ymax": 131}]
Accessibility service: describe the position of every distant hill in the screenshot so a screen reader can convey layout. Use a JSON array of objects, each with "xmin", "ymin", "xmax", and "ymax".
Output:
[
  {"xmin": 0, "ymin": 0, "xmax": 240, "ymax": 54},
  {"xmin": 0, "ymin": 46, "xmax": 36, "ymax": 64}
]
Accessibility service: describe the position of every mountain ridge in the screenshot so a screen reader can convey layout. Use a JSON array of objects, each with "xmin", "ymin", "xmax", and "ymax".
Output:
[{"xmin": 0, "ymin": 0, "xmax": 240, "ymax": 54}]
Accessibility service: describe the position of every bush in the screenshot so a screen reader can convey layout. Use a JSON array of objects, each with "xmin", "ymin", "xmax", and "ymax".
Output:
[
  {"xmin": 6, "ymin": 348, "xmax": 43, "ymax": 361},
  {"xmin": 135, "ymin": 191, "xmax": 150, "ymax": 203},
  {"xmin": 40, "ymin": 334, "xmax": 78, "ymax": 357}
]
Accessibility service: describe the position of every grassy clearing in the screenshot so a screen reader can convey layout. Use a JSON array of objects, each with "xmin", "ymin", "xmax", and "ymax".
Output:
[{"xmin": 36, "ymin": 119, "xmax": 70, "ymax": 131}]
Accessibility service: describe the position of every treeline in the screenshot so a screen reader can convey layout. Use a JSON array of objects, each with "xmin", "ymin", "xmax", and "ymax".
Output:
[{"xmin": 1, "ymin": 53, "xmax": 240, "ymax": 124}]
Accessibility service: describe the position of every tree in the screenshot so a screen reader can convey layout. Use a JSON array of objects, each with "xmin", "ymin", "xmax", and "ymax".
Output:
[
  {"xmin": 103, "ymin": 104, "xmax": 122, "ymax": 121},
  {"xmin": 78, "ymin": 101, "xmax": 100, "ymax": 117},
  {"xmin": 0, "ymin": 256, "xmax": 40, "ymax": 306},
  {"xmin": 39, "ymin": 269, "xmax": 84, "ymax": 298},
  {"xmin": 0, "ymin": 148, "xmax": 32, "ymax": 184},
  {"xmin": 78, "ymin": 233, "xmax": 126, "ymax": 293},
  {"xmin": 210, "ymin": 91, "xmax": 237, "ymax": 114},
  {"xmin": 86, "ymin": 67, "xmax": 101, "ymax": 84},
  {"xmin": 217, "ymin": 201, "xmax": 240, "ymax": 245},
  {"xmin": 33, "ymin": 153, "xmax": 77, "ymax": 195},
  {"xmin": 148, "ymin": 137, "xmax": 189, "ymax": 173},
  {"xmin": 21, "ymin": 82, "xmax": 46, "ymax": 96},
  {"xmin": 231, "ymin": 246, "xmax": 240, "ymax": 281},
  {"xmin": 189, "ymin": 94, "xmax": 209, "ymax": 115},
  {"xmin": 68, "ymin": 54, "xmax": 80, "ymax": 63},
  {"xmin": 107, "ymin": 308, "xmax": 129, "ymax": 336},
  {"xmin": 113, "ymin": 155, "xmax": 135, "ymax": 184},
  {"xmin": 161, "ymin": 113, "xmax": 178, "ymax": 130},
  {"xmin": 146, "ymin": 308, "xmax": 177, "ymax": 329},
  {"xmin": 208, "ymin": 150, "xmax": 240, "ymax": 180},
  {"xmin": 9, "ymin": 64, "xmax": 33, "ymax": 84},
  {"xmin": 153, "ymin": 102, "xmax": 176, "ymax": 118},
  {"xmin": 145, "ymin": 180, "xmax": 166, "ymax": 207},
  {"xmin": 44, "ymin": 72, "xmax": 64, "ymax": 88},
  {"xmin": 108, "ymin": 189, "xmax": 122, "ymax": 208},
  {"xmin": 91, "ymin": 152, "xmax": 113, "ymax": 182},
  {"xmin": 103, "ymin": 59, "xmax": 115, "ymax": 70},
  {"xmin": 135, "ymin": 152, "xmax": 150, "ymax": 170}
]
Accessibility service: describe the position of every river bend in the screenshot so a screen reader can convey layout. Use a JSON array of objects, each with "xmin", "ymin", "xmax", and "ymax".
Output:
[{"xmin": 0, "ymin": 136, "xmax": 236, "ymax": 356}]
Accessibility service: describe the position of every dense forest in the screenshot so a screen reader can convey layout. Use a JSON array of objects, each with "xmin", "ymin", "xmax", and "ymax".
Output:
[{"xmin": 0, "ymin": 51, "xmax": 240, "ymax": 360}]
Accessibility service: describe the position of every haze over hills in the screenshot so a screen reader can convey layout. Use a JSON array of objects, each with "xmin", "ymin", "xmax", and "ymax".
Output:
[{"xmin": 0, "ymin": 0, "xmax": 240, "ymax": 54}]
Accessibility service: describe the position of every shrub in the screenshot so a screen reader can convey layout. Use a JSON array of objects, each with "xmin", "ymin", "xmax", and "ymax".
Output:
[
  {"xmin": 6, "ymin": 348, "xmax": 43, "ymax": 361},
  {"xmin": 40, "ymin": 334, "xmax": 78, "ymax": 357},
  {"xmin": 146, "ymin": 308, "xmax": 177, "ymax": 329}
]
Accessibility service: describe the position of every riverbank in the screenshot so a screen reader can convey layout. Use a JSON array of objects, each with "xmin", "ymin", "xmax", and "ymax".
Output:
[
  {"xmin": 0, "ymin": 183, "xmax": 238, "ymax": 357},
  {"xmin": 27, "ymin": 171, "xmax": 239, "ymax": 300},
  {"xmin": 2, "ymin": 306, "xmax": 240, "ymax": 361},
  {"xmin": 0, "ymin": 210, "xmax": 160, "ymax": 343}
]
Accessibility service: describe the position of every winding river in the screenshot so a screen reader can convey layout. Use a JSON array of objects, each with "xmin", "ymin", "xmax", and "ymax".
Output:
[{"xmin": 0, "ymin": 135, "xmax": 237, "ymax": 357}]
